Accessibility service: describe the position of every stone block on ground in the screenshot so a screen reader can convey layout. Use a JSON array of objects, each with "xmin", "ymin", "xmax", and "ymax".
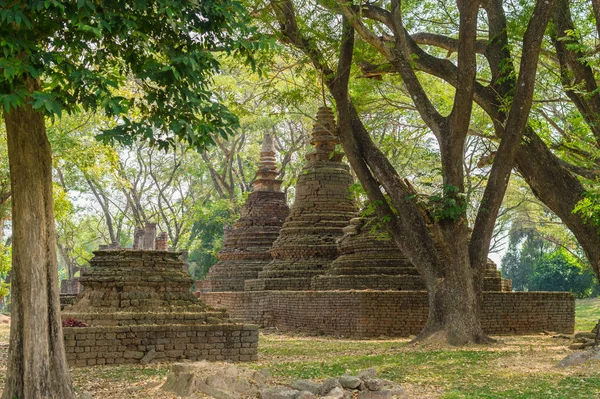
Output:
[
  {"xmin": 358, "ymin": 389, "xmax": 407, "ymax": 399},
  {"xmin": 319, "ymin": 378, "xmax": 343, "ymax": 396},
  {"xmin": 339, "ymin": 375, "xmax": 361, "ymax": 389},
  {"xmin": 290, "ymin": 380, "xmax": 321, "ymax": 395},
  {"xmin": 363, "ymin": 378, "xmax": 385, "ymax": 391},
  {"xmin": 162, "ymin": 361, "xmax": 267, "ymax": 398},
  {"xmin": 140, "ymin": 349, "xmax": 156, "ymax": 365},
  {"xmin": 558, "ymin": 347, "xmax": 600, "ymax": 368},
  {"xmin": 296, "ymin": 391, "xmax": 317, "ymax": 399},
  {"xmin": 323, "ymin": 386, "xmax": 344, "ymax": 399}
]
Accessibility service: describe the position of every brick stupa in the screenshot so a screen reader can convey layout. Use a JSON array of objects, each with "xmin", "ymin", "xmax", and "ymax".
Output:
[
  {"xmin": 197, "ymin": 133, "xmax": 289, "ymax": 292},
  {"xmin": 245, "ymin": 107, "xmax": 357, "ymax": 291},
  {"xmin": 61, "ymin": 225, "xmax": 258, "ymax": 366},
  {"xmin": 312, "ymin": 216, "xmax": 512, "ymax": 291}
]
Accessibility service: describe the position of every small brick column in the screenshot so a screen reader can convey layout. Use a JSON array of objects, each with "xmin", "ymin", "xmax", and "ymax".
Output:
[{"xmin": 156, "ymin": 232, "xmax": 169, "ymax": 251}]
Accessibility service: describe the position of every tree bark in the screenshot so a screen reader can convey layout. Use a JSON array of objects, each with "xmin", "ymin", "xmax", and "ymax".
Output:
[{"xmin": 2, "ymin": 82, "xmax": 75, "ymax": 398}]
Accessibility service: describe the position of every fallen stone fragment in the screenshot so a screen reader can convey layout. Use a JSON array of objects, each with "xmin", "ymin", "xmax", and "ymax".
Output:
[
  {"xmin": 206, "ymin": 374, "xmax": 259, "ymax": 396},
  {"xmin": 296, "ymin": 390, "xmax": 317, "ymax": 399},
  {"xmin": 197, "ymin": 382, "xmax": 237, "ymax": 399},
  {"xmin": 574, "ymin": 332, "xmax": 597, "ymax": 340},
  {"xmin": 363, "ymin": 378, "xmax": 384, "ymax": 391},
  {"xmin": 319, "ymin": 378, "xmax": 343, "ymax": 395},
  {"xmin": 323, "ymin": 386, "xmax": 345, "ymax": 399},
  {"xmin": 569, "ymin": 343, "xmax": 587, "ymax": 350},
  {"xmin": 162, "ymin": 371, "xmax": 196, "ymax": 397},
  {"xmin": 162, "ymin": 361, "xmax": 267, "ymax": 398},
  {"xmin": 339, "ymin": 375, "xmax": 361, "ymax": 389},
  {"xmin": 260, "ymin": 386, "xmax": 299, "ymax": 399},
  {"xmin": 140, "ymin": 348, "xmax": 156, "ymax": 365},
  {"xmin": 558, "ymin": 347, "xmax": 600, "ymax": 368},
  {"xmin": 358, "ymin": 388, "xmax": 407, "ymax": 399},
  {"xmin": 251, "ymin": 370, "xmax": 269, "ymax": 384},
  {"xmin": 358, "ymin": 390, "xmax": 392, "ymax": 399},
  {"xmin": 290, "ymin": 380, "xmax": 321, "ymax": 395}
]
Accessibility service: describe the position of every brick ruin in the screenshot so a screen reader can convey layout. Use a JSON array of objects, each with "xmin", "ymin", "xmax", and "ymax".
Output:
[
  {"xmin": 61, "ymin": 231, "xmax": 258, "ymax": 367},
  {"xmin": 197, "ymin": 107, "xmax": 575, "ymax": 337},
  {"xmin": 197, "ymin": 133, "xmax": 290, "ymax": 292},
  {"xmin": 245, "ymin": 107, "xmax": 357, "ymax": 291},
  {"xmin": 60, "ymin": 278, "xmax": 82, "ymax": 310}
]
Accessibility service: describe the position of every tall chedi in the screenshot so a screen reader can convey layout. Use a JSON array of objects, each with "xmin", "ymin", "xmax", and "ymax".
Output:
[
  {"xmin": 197, "ymin": 133, "xmax": 289, "ymax": 292},
  {"xmin": 245, "ymin": 107, "xmax": 358, "ymax": 291}
]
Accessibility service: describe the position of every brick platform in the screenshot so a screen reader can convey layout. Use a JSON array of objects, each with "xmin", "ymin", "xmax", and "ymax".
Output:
[{"xmin": 197, "ymin": 290, "xmax": 575, "ymax": 337}]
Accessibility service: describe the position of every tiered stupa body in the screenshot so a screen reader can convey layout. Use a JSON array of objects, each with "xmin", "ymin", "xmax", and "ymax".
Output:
[
  {"xmin": 312, "ymin": 216, "xmax": 512, "ymax": 292},
  {"xmin": 245, "ymin": 107, "xmax": 357, "ymax": 291},
  {"xmin": 197, "ymin": 134, "xmax": 289, "ymax": 292}
]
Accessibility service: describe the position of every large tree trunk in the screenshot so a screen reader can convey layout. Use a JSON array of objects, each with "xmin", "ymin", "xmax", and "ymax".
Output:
[
  {"xmin": 417, "ymin": 257, "xmax": 487, "ymax": 345},
  {"xmin": 2, "ymin": 85, "xmax": 75, "ymax": 398}
]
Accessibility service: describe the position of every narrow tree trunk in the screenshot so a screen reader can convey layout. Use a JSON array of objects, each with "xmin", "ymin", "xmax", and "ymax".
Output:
[{"xmin": 2, "ymin": 90, "xmax": 75, "ymax": 398}]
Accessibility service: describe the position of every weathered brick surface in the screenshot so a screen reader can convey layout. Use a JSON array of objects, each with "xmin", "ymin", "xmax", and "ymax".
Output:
[
  {"xmin": 63, "ymin": 324, "xmax": 259, "ymax": 367},
  {"xmin": 198, "ymin": 291, "xmax": 574, "ymax": 337}
]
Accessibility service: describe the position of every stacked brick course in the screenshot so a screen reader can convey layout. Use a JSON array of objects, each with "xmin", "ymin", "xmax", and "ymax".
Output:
[
  {"xmin": 245, "ymin": 107, "xmax": 357, "ymax": 291},
  {"xmin": 312, "ymin": 217, "xmax": 420, "ymax": 291},
  {"xmin": 62, "ymin": 250, "xmax": 258, "ymax": 366},
  {"xmin": 197, "ymin": 134, "xmax": 289, "ymax": 292},
  {"xmin": 63, "ymin": 324, "xmax": 259, "ymax": 366}
]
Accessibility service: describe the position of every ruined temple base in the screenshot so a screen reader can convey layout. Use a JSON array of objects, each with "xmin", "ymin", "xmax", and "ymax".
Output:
[
  {"xmin": 196, "ymin": 291, "xmax": 575, "ymax": 337},
  {"xmin": 63, "ymin": 323, "xmax": 259, "ymax": 367}
]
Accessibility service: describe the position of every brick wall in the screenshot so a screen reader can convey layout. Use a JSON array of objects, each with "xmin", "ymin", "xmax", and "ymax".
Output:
[
  {"xmin": 63, "ymin": 324, "xmax": 259, "ymax": 367},
  {"xmin": 197, "ymin": 290, "xmax": 574, "ymax": 337}
]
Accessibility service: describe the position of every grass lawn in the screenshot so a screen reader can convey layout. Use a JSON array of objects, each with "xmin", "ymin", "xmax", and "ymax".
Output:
[
  {"xmin": 0, "ymin": 298, "xmax": 598, "ymax": 398},
  {"xmin": 576, "ymin": 297, "xmax": 600, "ymax": 332}
]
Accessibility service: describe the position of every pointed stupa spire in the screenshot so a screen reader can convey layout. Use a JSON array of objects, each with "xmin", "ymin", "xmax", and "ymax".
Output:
[
  {"xmin": 306, "ymin": 106, "xmax": 344, "ymax": 164},
  {"xmin": 253, "ymin": 133, "xmax": 283, "ymax": 192}
]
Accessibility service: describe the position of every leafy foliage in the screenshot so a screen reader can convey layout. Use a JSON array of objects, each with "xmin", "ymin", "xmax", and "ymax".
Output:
[
  {"xmin": 529, "ymin": 251, "xmax": 599, "ymax": 298},
  {"xmin": 502, "ymin": 229, "xmax": 599, "ymax": 298},
  {"xmin": 187, "ymin": 198, "xmax": 237, "ymax": 280},
  {"xmin": 0, "ymin": 0, "xmax": 266, "ymax": 149}
]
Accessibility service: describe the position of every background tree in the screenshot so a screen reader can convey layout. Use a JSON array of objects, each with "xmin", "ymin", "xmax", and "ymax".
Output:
[{"xmin": 0, "ymin": 1, "xmax": 260, "ymax": 397}]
